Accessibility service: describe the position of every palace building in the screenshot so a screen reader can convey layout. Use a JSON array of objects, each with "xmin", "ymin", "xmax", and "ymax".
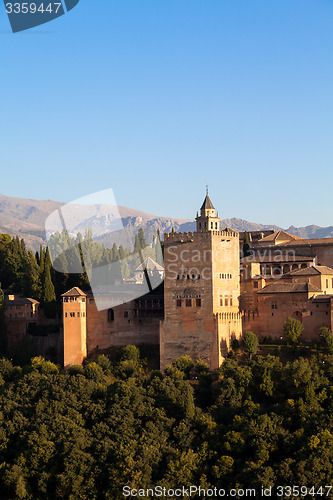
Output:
[{"xmin": 24, "ymin": 194, "xmax": 333, "ymax": 368}]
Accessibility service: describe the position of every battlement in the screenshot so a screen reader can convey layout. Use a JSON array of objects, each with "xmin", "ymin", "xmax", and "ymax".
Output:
[
  {"xmin": 164, "ymin": 229, "xmax": 239, "ymax": 243},
  {"xmin": 215, "ymin": 311, "xmax": 243, "ymax": 322}
]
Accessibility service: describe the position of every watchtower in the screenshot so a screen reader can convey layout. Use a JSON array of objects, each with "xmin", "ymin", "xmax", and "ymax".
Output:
[
  {"xmin": 160, "ymin": 194, "xmax": 242, "ymax": 370},
  {"xmin": 62, "ymin": 287, "xmax": 87, "ymax": 367}
]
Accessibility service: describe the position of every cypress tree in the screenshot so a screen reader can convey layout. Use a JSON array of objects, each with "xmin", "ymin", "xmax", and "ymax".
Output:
[
  {"xmin": 39, "ymin": 245, "xmax": 45, "ymax": 273},
  {"xmin": 137, "ymin": 228, "xmax": 146, "ymax": 249},
  {"xmin": 0, "ymin": 284, "xmax": 7, "ymax": 356},
  {"xmin": 22, "ymin": 250, "xmax": 41, "ymax": 300},
  {"xmin": 243, "ymin": 231, "xmax": 251, "ymax": 257},
  {"xmin": 133, "ymin": 234, "xmax": 141, "ymax": 255},
  {"xmin": 42, "ymin": 261, "xmax": 56, "ymax": 303}
]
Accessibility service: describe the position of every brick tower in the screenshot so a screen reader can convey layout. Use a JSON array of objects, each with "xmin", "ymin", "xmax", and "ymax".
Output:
[
  {"xmin": 62, "ymin": 287, "xmax": 87, "ymax": 367},
  {"xmin": 160, "ymin": 193, "xmax": 242, "ymax": 370}
]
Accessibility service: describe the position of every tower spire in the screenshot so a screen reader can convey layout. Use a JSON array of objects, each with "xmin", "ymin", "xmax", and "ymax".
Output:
[{"xmin": 206, "ymin": 184, "xmax": 208, "ymax": 196}]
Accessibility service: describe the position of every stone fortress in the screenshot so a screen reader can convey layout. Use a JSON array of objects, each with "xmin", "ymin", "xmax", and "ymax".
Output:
[{"xmin": 57, "ymin": 193, "xmax": 333, "ymax": 370}]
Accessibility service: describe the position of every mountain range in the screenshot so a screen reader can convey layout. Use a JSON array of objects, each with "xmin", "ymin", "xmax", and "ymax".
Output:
[{"xmin": 0, "ymin": 193, "xmax": 332, "ymax": 251}]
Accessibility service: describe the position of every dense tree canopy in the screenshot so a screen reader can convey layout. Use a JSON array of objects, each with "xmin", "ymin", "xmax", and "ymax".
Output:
[{"xmin": 1, "ymin": 348, "xmax": 333, "ymax": 499}]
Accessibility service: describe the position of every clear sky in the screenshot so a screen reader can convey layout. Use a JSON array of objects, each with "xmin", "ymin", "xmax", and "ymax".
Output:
[{"xmin": 1, "ymin": 0, "xmax": 332, "ymax": 228}]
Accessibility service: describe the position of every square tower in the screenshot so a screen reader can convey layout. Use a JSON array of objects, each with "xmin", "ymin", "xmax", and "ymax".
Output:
[
  {"xmin": 62, "ymin": 287, "xmax": 87, "ymax": 367},
  {"xmin": 160, "ymin": 195, "xmax": 242, "ymax": 370}
]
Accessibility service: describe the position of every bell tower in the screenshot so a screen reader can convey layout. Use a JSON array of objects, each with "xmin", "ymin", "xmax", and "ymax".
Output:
[{"xmin": 196, "ymin": 188, "xmax": 220, "ymax": 232}]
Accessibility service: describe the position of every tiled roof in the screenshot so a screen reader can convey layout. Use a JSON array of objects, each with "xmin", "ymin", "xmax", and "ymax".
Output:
[
  {"xmin": 312, "ymin": 295, "xmax": 333, "ymax": 303},
  {"xmin": 241, "ymin": 255, "xmax": 315, "ymax": 264},
  {"xmin": 258, "ymin": 282, "xmax": 322, "ymax": 294},
  {"xmin": 200, "ymin": 194, "xmax": 215, "ymax": 210},
  {"xmin": 61, "ymin": 287, "xmax": 87, "ymax": 297},
  {"xmin": 257, "ymin": 230, "xmax": 304, "ymax": 243},
  {"xmin": 289, "ymin": 266, "xmax": 333, "ymax": 276},
  {"xmin": 5, "ymin": 297, "xmax": 39, "ymax": 305},
  {"xmin": 282, "ymin": 238, "xmax": 333, "ymax": 246}
]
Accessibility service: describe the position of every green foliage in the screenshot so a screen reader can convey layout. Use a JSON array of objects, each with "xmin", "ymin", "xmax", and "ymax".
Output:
[
  {"xmin": 0, "ymin": 284, "xmax": 8, "ymax": 356},
  {"xmin": 172, "ymin": 355, "xmax": 194, "ymax": 378},
  {"xmin": 96, "ymin": 354, "xmax": 111, "ymax": 372},
  {"xmin": 283, "ymin": 317, "xmax": 304, "ymax": 345},
  {"xmin": 319, "ymin": 327, "xmax": 333, "ymax": 354},
  {"xmin": 1, "ymin": 351, "xmax": 333, "ymax": 497},
  {"xmin": 84, "ymin": 361, "xmax": 104, "ymax": 381},
  {"xmin": 243, "ymin": 331, "xmax": 259, "ymax": 359},
  {"xmin": 120, "ymin": 344, "xmax": 140, "ymax": 363}
]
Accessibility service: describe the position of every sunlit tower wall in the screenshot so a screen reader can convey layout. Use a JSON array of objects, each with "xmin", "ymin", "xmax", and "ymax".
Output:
[{"xmin": 160, "ymin": 194, "xmax": 242, "ymax": 371}]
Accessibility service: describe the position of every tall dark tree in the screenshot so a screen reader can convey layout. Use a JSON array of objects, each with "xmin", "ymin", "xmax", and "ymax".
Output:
[
  {"xmin": 0, "ymin": 284, "xmax": 7, "ymax": 356},
  {"xmin": 22, "ymin": 250, "xmax": 41, "ymax": 300},
  {"xmin": 243, "ymin": 231, "xmax": 251, "ymax": 257}
]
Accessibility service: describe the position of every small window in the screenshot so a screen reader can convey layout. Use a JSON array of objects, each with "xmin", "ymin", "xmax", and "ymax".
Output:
[
  {"xmin": 230, "ymin": 298, "xmax": 233, "ymax": 306},
  {"xmin": 253, "ymin": 282, "xmax": 258, "ymax": 289},
  {"xmin": 176, "ymin": 275, "xmax": 180, "ymax": 280},
  {"xmin": 192, "ymin": 274, "xmax": 195, "ymax": 279},
  {"xmin": 83, "ymin": 312, "xmax": 85, "ymax": 317},
  {"xmin": 196, "ymin": 298, "xmax": 201, "ymax": 307},
  {"xmin": 124, "ymin": 311, "xmax": 129, "ymax": 318},
  {"xmin": 187, "ymin": 274, "xmax": 190, "ymax": 280},
  {"xmin": 327, "ymin": 279, "xmax": 329, "ymax": 288},
  {"xmin": 176, "ymin": 299, "xmax": 182, "ymax": 307},
  {"xmin": 77, "ymin": 312, "xmax": 80, "ymax": 317},
  {"xmin": 65, "ymin": 312, "xmax": 67, "ymax": 318},
  {"xmin": 89, "ymin": 299, "xmax": 94, "ymax": 304},
  {"xmin": 186, "ymin": 299, "xmax": 192, "ymax": 307},
  {"xmin": 108, "ymin": 309, "xmax": 114, "ymax": 322},
  {"xmin": 220, "ymin": 298, "xmax": 223, "ymax": 306},
  {"xmin": 225, "ymin": 298, "xmax": 229, "ymax": 306}
]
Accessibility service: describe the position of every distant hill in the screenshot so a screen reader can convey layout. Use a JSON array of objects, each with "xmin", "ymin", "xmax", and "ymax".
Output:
[{"xmin": 0, "ymin": 193, "xmax": 331, "ymax": 251}]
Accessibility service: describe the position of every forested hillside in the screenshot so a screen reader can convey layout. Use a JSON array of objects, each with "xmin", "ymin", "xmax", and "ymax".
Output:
[{"xmin": 1, "ymin": 347, "xmax": 333, "ymax": 499}]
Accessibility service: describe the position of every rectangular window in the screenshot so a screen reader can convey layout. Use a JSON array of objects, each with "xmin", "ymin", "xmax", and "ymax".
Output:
[
  {"xmin": 77, "ymin": 312, "xmax": 80, "ymax": 317},
  {"xmin": 65, "ymin": 312, "xmax": 67, "ymax": 318},
  {"xmin": 271, "ymin": 301, "xmax": 278, "ymax": 310},
  {"xmin": 225, "ymin": 298, "xmax": 229, "ymax": 306},
  {"xmin": 230, "ymin": 298, "xmax": 233, "ymax": 306},
  {"xmin": 196, "ymin": 298, "xmax": 201, "ymax": 307},
  {"xmin": 176, "ymin": 299, "xmax": 182, "ymax": 307},
  {"xmin": 186, "ymin": 299, "xmax": 192, "ymax": 307},
  {"xmin": 253, "ymin": 282, "xmax": 258, "ymax": 289},
  {"xmin": 326, "ymin": 279, "xmax": 329, "ymax": 288},
  {"xmin": 220, "ymin": 298, "xmax": 223, "ymax": 306},
  {"xmin": 124, "ymin": 311, "xmax": 129, "ymax": 318}
]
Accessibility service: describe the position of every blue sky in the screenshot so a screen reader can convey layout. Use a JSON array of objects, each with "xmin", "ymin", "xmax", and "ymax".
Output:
[{"xmin": 1, "ymin": 0, "xmax": 332, "ymax": 227}]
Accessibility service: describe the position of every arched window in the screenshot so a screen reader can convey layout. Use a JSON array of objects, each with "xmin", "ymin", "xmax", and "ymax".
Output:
[{"xmin": 108, "ymin": 309, "xmax": 114, "ymax": 322}]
